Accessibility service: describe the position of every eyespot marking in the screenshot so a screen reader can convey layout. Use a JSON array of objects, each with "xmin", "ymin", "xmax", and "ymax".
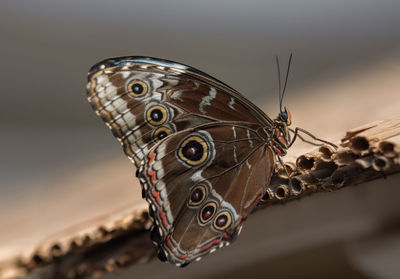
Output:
[
  {"xmin": 188, "ymin": 184, "xmax": 207, "ymax": 207},
  {"xmin": 213, "ymin": 211, "xmax": 232, "ymax": 231},
  {"xmin": 146, "ymin": 105, "xmax": 168, "ymax": 126},
  {"xmin": 127, "ymin": 80, "xmax": 148, "ymax": 97},
  {"xmin": 177, "ymin": 135, "xmax": 208, "ymax": 166},
  {"xmin": 199, "ymin": 202, "xmax": 217, "ymax": 224},
  {"xmin": 153, "ymin": 126, "xmax": 173, "ymax": 142}
]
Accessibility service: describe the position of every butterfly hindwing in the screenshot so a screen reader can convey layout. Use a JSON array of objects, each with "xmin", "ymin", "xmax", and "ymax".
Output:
[{"xmin": 139, "ymin": 122, "xmax": 275, "ymax": 265}]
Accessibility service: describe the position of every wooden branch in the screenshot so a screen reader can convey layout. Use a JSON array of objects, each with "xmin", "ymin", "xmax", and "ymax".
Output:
[
  {"xmin": 1, "ymin": 117, "xmax": 399, "ymax": 279},
  {"xmin": 258, "ymin": 116, "xmax": 400, "ymax": 206}
]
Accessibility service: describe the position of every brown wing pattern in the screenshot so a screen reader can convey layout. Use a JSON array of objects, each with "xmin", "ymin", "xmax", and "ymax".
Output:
[
  {"xmin": 87, "ymin": 57, "xmax": 276, "ymax": 266},
  {"xmin": 87, "ymin": 57, "xmax": 272, "ymax": 167},
  {"xmin": 138, "ymin": 122, "xmax": 275, "ymax": 265}
]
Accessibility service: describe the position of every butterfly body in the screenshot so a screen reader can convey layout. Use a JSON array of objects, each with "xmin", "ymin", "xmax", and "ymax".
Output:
[{"xmin": 87, "ymin": 57, "xmax": 292, "ymax": 266}]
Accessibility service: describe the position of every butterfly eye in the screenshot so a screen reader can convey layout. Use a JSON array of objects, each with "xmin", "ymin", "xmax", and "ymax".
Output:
[
  {"xmin": 127, "ymin": 80, "xmax": 148, "ymax": 97},
  {"xmin": 153, "ymin": 126, "xmax": 173, "ymax": 142},
  {"xmin": 146, "ymin": 105, "xmax": 168, "ymax": 126},
  {"xmin": 213, "ymin": 211, "xmax": 232, "ymax": 231},
  {"xmin": 177, "ymin": 135, "xmax": 209, "ymax": 166},
  {"xmin": 280, "ymin": 112, "xmax": 288, "ymax": 121},
  {"xmin": 280, "ymin": 107, "xmax": 291, "ymax": 125},
  {"xmin": 188, "ymin": 184, "xmax": 207, "ymax": 206},
  {"xmin": 199, "ymin": 202, "xmax": 217, "ymax": 224}
]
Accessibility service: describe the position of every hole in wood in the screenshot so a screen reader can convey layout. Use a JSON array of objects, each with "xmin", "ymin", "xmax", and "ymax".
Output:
[
  {"xmin": 275, "ymin": 186, "xmax": 288, "ymax": 200},
  {"xmin": 375, "ymin": 158, "xmax": 386, "ymax": 168},
  {"xmin": 262, "ymin": 191, "xmax": 271, "ymax": 201},
  {"xmin": 32, "ymin": 254, "xmax": 44, "ymax": 265},
  {"xmin": 51, "ymin": 244, "xmax": 62, "ymax": 257},
  {"xmin": 380, "ymin": 142, "xmax": 395, "ymax": 157},
  {"xmin": 297, "ymin": 156, "xmax": 315, "ymax": 170},
  {"xmin": 351, "ymin": 137, "xmax": 369, "ymax": 151},
  {"xmin": 372, "ymin": 156, "xmax": 390, "ymax": 171},
  {"xmin": 291, "ymin": 178, "xmax": 303, "ymax": 194}
]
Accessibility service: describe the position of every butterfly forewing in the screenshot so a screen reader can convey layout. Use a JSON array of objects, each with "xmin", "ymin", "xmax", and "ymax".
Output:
[{"xmin": 87, "ymin": 57, "xmax": 273, "ymax": 167}]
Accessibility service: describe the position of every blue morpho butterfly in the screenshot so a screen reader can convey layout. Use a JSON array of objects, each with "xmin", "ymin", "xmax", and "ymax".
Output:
[{"xmin": 86, "ymin": 55, "xmax": 335, "ymax": 266}]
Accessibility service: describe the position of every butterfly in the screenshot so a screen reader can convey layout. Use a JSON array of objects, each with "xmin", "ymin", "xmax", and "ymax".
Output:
[{"xmin": 87, "ymin": 55, "xmax": 307, "ymax": 267}]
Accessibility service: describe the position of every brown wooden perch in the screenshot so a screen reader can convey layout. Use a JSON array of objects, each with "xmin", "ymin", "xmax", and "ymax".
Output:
[{"xmin": 1, "ymin": 117, "xmax": 399, "ymax": 279}]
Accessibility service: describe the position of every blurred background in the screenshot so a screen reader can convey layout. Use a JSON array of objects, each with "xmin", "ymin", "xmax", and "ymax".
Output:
[{"xmin": 1, "ymin": 0, "xmax": 400, "ymax": 278}]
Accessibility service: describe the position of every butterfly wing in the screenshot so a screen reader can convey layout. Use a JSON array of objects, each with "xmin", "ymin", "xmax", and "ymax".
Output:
[
  {"xmin": 87, "ymin": 57, "xmax": 276, "ymax": 265},
  {"xmin": 139, "ymin": 122, "xmax": 275, "ymax": 265},
  {"xmin": 87, "ymin": 56, "xmax": 273, "ymax": 167}
]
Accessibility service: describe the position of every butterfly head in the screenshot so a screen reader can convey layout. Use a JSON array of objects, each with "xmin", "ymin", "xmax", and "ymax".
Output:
[{"xmin": 278, "ymin": 106, "xmax": 292, "ymax": 126}]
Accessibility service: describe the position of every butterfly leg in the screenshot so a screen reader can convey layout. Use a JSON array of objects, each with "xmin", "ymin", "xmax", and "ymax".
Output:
[
  {"xmin": 287, "ymin": 127, "xmax": 338, "ymax": 149},
  {"xmin": 276, "ymin": 154, "xmax": 294, "ymax": 189}
]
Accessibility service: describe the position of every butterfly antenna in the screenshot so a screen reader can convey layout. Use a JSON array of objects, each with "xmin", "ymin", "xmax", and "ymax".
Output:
[
  {"xmin": 280, "ymin": 53, "xmax": 293, "ymax": 113},
  {"xmin": 275, "ymin": 56, "xmax": 282, "ymax": 112}
]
